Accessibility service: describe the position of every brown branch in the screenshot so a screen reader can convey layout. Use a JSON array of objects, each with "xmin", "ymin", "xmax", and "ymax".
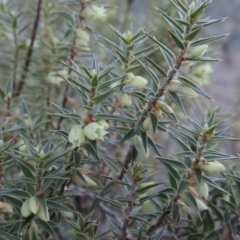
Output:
[
  {"xmin": 120, "ymin": 183, "xmax": 135, "ymax": 240},
  {"xmin": 117, "ymin": 145, "xmax": 132, "ymax": 180},
  {"xmin": 13, "ymin": 0, "xmax": 42, "ymax": 97},
  {"xmin": 12, "ymin": 27, "xmax": 19, "ymax": 91},
  {"xmin": 56, "ymin": 36, "xmax": 76, "ymax": 130},
  {"xmin": 156, "ymin": 195, "xmax": 179, "ymax": 228}
]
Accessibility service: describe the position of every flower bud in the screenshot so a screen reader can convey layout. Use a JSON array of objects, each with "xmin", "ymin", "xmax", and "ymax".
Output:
[
  {"xmin": 29, "ymin": 196, "xmax": 40, "ymax": 214},
  {"xmin": 177, "ymin": 200, "xmax": 192, "ymax": 214},
  {"xmin": 157, "ymin": 101, "xmax": 174, "ymax": 113},
  {"xmin": 83, "ymin": 122, "xmax": 108, "ymax": 141},
  {"xmin": 196, "ymin": 159, "xmax": 225, "ymax": 173},
  {"xmin": 70, "ymin": 173, "xmax": 97, "ymax": 187},
  {"xmin": 132, "ymin": 162, "xmax": 143, "ymax": 180},
  {"xmin": 141, "ymin": 117, "xmax": 151, "ymax": 132},
  {"xmin": 97, "ymin": 120, "xmax": 109, "ymax": 130},
  {"xmin": 120, "ymin": 93, "xmax": 132, "ymax": 106},
  {"xmin": 133, "ymin": 135, "xmax": 148, "ymax": 159},
  {"xmin": 76, "ymin": 29, "xmax": 90, "ymax": 42},
  {"xmin": 123, "ymin": 30, "xmax": 132, "ymax": 42},
  {"xmin": 198, "ymin": 182, "xmax": 209, "ymax": 200},
  {"xmin": 3, "ymin": 202, "xmax": 13, "ymax": 213},
  {"xmin": 36, "ymin": 206, "xmax": 49, "ymax": 222},
  {"xmin": 68, "ymin": 125, "xmax": 85, "ymax": 147},
  {"xmin": 186, "ymin": 45, "xmax": 208, "ymax": 58},
  {"xmin": 0, "ymin": 201, "xmax": 13, "ymax": 213},
  {"xmin": 48, "ymin": 70, "xmax": 68, "ymax": 86},
  {"xmin": 39, "ymin": 150, "xmax": 45, "ymax": 158},
  {"xmin": 18, "ymin": 139, "xmax": 28, "ymax": 153},
  {"xmin": 21, "ymin": 200, "xmax": 32, "ymax": 218},
  {"xmin": 129, "ymin": 76, "xmax": 148, "ymax": 88},
  {"xmin": 81, "ymin": 5, "xmax": 106, "ymax": 20},
  {"xmin": 195, "ymin": 198, "xmax": 208, "ymax": 211}
]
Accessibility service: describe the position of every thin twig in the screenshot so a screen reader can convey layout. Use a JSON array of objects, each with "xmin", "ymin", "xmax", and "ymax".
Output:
[
  {"xmin": 117, "ymin": 145, "xmax": 132, "ymax": 180},
  {"xmin": 56, "ymin": 36, "xmax": 76, "ymax": 129},
  {"xmin": 13, "ymin": 0, "xmax": 42, "ymax": 97},
  {"xmin": 120, "ymin": 182, "xmax": 135, "ymax": 240},
  {"xmin": 12, "ymin": 27, "xmax": 19, "ymax": 91}
]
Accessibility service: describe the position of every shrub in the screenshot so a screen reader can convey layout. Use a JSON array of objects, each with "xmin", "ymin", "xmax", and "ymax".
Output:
[{"xmin": 0, "ymin": 0, "xmax": 239, "ymax": 239}]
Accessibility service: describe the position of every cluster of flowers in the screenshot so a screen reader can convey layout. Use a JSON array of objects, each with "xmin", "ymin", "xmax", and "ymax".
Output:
[
  {"xmin": 68, "ymin": 120, "xmax": 109, "ymax": 146},
  {"xmin": 178, "ymin": 159, "xmax": 225, "ymax": 213},
  {"xmin": 114, "ymin": 73, "xmax": 148, "ymax": 107},
  {"xmin": 21, "ymin": 196, "xmax": 49, "ymax": 221}
]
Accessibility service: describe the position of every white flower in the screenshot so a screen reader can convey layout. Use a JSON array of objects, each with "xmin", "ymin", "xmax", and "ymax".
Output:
[
  {"xmin": 97, "ymin": 120, "xmax": 109, "ymax": 130},
  {"xmin": 129, "ymin": 76, "xmax": 148, "ymax": 88},
  {"xmin": 76, "ymin": 29, "xmax": 90, "ymax": 42},
  {"xmin": 81, "ymin": 5, "xmax": 106, "ymax": 20},
  {"xmin": 83, "ymin": 122, "xmax": 108, "ymax": 140},
  {"xmin": 48, "ymin": 70, "xmax": 68, "ymax": 86},
  {"xmin": 68, "ymin": 125, "xmax": 85, "ymax": 147}
]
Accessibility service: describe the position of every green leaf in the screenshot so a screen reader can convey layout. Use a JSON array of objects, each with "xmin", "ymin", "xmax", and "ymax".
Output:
[
  {"xmin": 190, "ymin": 34, "xmax": 227, "ymax": 47},
  {"xmin": 144, "ymin": 32, "xmax": 175, "ymax": 58},
  {"xmin": 99, "ymin": 35, "xmax": 123, "ymax": 52},
  {"xmin": 184, "ymin": 191, "xmax": 201, "ymax": 219},
  {"xmin": 147, "ymin": 136, "xmax": 162, "ymax": 156},
  {"xmin": 202, "ymin": 210, "xmax": 215, "ymax": 233},
  {"xmin": 92, "ymin": 87, "xmax": 116, "ymax": 104},
  {"xmin": 128, "ymin": 216, "xmax": 150, "ymax": 225},
  {"xmin": 145, "ymin": 57, "xmax": 167, "ymax": 78},
  {"xmin": 133, "ymin": 58, "xmax": 160, "ymax": 92},
  {"xmin": 120, "ymin": 129, "xmax": 138, "ymax": 144},
  {"xmin": 168, "ymin": 91, "xmax": 186, "ymax": 115},
  {"xmin": 185, "ymin": 26, "xmax": 202, "ymax": 41},
  {"xmin": 202, "ymin": 175, "xmax": 228, "ymax": 193},
  {"xmin": 34, "ymin": 218, "xmax": 57, "ymax": 238},
  {"xmin": 178, "ymin": 76, "xmax": 212, "ymax": 99},
  {"xmin": 208, "ymin": 200, "xmax": 224, "ymax": 223},
  {"xmin": 156, "ymin": 7, "xmax": 184, "ymax": 33},
  {"xmin": 171, "ymin": 202, "xmax": 180, "ymax": 224},
  {"xmin": 137, "ymin": 227, "xmax": 143, "ymax": 240},
  {"xmin": 95, "ymin": 196, "xmax": 125, "ymax": 208},
  {"xmin": 135, "ymin": 182, "xmax": 163, "ymax": 194},
  {"xmin": 82, "ymin": 142, "xmax": 101, "ymax": 163},
  {"xmin": 169, "ymin": 30, "xmax": 185, "ymax": 50},
  {"xmin": 168, "ymin": 132, "xmax": 191, "ymax": 151},
  {"xmin": 140, "ymin": 130, "xmax": 148, "ymax": 152},
  {"xmin": 159, "ymin": 47, "xmax": 174, "ymax": 68},
  {"xmin": 94, "ymin": 113, "xmax": 136, "ymax": 123},
  {"xmin": 36, "ymin": 196, "xmax": 49, "ymax": 221},
  {"xmin": 157, "ymin": 157, "xmax": 186, "ymax": 171},
  {"xmin": 152, "ymin": 229, "xmax": 165, "ymax": 240},
  {"xmin": 110, "ymin": 25, "xmax": 129, "ymax": 44},
  {"xmin": 194, "ymin": 168, "xmax": 202, "ymax": 185},
  {"xmin": 177, "ymin": 180, "xmax": 189, "ymax": 194},
  {"xmin": 149, "ymin": 112, "xmax": 158, "ymax": 135}
]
